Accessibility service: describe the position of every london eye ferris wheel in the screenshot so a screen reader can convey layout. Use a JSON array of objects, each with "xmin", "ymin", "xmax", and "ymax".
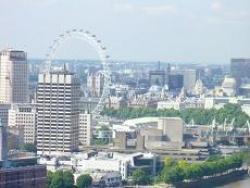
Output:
[{"xmin": 45, "ymin": 29, "xmax": 111, "ymax": 115}]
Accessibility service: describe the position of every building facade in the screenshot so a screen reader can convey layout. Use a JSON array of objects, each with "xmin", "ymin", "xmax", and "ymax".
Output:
[
  {"xmin": 36, "ymin": 71, "xmax": 80, "ymax": 155},
  {"xmin": 231, "ymin": 58, "xmax": 250, "ymax": 82},
  {"xmin": 149, "ymin": 70, "xmax": 166, "ymax": 87},
  {"xmin": 0, "ymin": 165, "xmax": 47, "ymax": 188},
  {"xmin": 0, "ymin": 49, "xmax": 28, "ymax": 103},
  {"xmin": 183, "ymin": 69, "xmax": 197, "ymax": 92},
  {"xmin": 8, "ymin": 104, "xmax": 36, "ymax": 144},
  {"xmin": 168, "ymin": 74, "xmax": 184, "ymax": 90},
  {"xmin": 79, "ymin": 111, "xmax": 92, "ymax": 147},
  {"xmin": 0, "ymin": 104, "xmax": 11, "ymax": 127},
  {"xmin": 87, "ymin": 72, "xmax": 104, "ymax": 97}
]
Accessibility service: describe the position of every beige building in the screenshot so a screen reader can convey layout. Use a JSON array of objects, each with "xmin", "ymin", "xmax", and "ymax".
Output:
[
  {"xmin": 0, "ymin": 49, "xmax": 28, "ymax": 103},
  {"xmin": 79, "ymin": 111, "xmax": 92, "ymax": 147},
  {"xmin": 158, "ymin": 117, "xmax": 184, "ymax": 143},
  {"xmin": 8, "ymin": 104, "xmax": 36, "ymax": 144},
  {"xmin": 36, "ymin": 70, "xmax": 80, "ymax": 156}
]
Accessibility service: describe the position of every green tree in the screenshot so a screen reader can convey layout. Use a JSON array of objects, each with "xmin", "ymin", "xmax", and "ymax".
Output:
[
  {"xmin": 162, "ymin": 166, "xmax": 184, "ymax": 184},
  {"xmin": 76, "ymin": 174, "xmax": 92, "ymax": 188},
  {"xmin": 63, "ymin": 170, "xmax": 74, "ymax": 188},
  {"xmin": 50, "ymin": 171, "xmax": 64, "ymax": 188},
  {"xmin": 132, "ymin": 169, "xmax": 151, "ymax": 185},
  {"xmin": 48, "ymin": 171, "xmax": 54, "ymax": 187},
  {"xmin": 102, "ymin": 104, "xmax": 250, "ymax": 127},
  {"xmin": 50, "ymin": 170, "xmax": 74, "ymax": 188},
  {"xmin": 160, "ymin": 153, "xmax": 245, "ymax": 184}
]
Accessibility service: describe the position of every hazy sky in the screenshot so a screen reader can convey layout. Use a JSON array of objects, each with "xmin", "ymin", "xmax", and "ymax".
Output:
[{"xmin": 0, "ymin": 0, "xmax": 249, "ymax": 63}]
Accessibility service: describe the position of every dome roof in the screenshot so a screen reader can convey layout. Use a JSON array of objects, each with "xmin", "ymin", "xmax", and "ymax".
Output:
[{"xmin": 222, "ymin": 76, "xmax": 236, "ymax": 88}]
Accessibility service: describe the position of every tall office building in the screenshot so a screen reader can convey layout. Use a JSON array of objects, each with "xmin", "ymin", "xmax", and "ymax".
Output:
[
  {"xmin": 79, "ymin": 111, "xmax": 92, "ymax": 147},
  {"xmin": 231, "ymin": 58, "xmax": 250, "ymax": 87},
  {"xmin": 0, "ymin": 49, "xmax": 28, "ymax": 103},
  {"xmin": 8, "ymin": 104, "xmax": 36, "ymax": 144},
  {"xmin": 183, "ymin": 69, "xmax": 197, "ymax": 92},
  {"xmin": 149, "ymin": 70, "xmax": 166, "ymax": 87},
  {"xmin": 36, "ymin": 70, "xmax": 80, "ymax": 155},
  {"xmin": 168, "ymin": 74, "xmax": 184, "ymax": 90}
]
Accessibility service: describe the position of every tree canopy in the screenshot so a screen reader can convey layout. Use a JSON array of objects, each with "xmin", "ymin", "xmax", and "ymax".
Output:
[
  {"xmin": 76, "ymin": 174, "xmax": 93, "ymax": 188},
  {"xmin": 102, "ymin": 104, "xmax": 250, "ymax": 127},
  {"xmin": 132, "ymin": 169, "xmax": 152, "ymax": 185},
  {"xmin": 160, "ymin": 154, "xmax": 244, "ymax": 185},
  {"xmin": 48, "ymin": 170, "xmax": 74, "ymax": 188}
]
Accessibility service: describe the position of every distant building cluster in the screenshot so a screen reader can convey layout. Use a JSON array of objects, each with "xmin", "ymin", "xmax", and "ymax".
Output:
[{"xmin": 0, "ymin": 48, "xmax": 250, "ymax": 187}]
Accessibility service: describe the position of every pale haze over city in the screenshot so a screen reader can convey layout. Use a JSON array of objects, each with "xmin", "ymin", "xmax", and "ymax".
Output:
[{"xmin": 0, "ymin": 0, "xmax": 250, "ymax": 63}]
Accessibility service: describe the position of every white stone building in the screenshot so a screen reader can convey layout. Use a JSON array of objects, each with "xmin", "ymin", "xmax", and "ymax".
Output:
[
  {"xmin": 8, "ymin": 104, "xmax": 36, "ymax": 144},
  {"xmin": 36, "ymin": 70, "xmax": 80, "ymax": 156}
]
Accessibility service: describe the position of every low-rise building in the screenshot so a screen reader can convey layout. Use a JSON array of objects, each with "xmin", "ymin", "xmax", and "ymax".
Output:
[
  {"xmin": 79, "ymin": 111, "xmax": 92, "ymax": 147},
  {"xmin": 114, "ymin": 117, "xmax": 184, "ymax": 150},
  {"xmin": 204, "ymin": 97, "xmax": 250, "ymax": 116},
  {"xmin": 0, "ymin": 165, "xmax": 47, "ymax": 188},
  {"xmin": 92, "ymin": 171, "xmax": 122, "ymax": 187},
  {"xmin": 8, "ymin": 103, "xmax": 36, "ymax": 144},
  {"xmin": 107, "ymin": 96, "xmax": 127, "ymax": 109},
  {"xmin": 38, "ymin": 151, "xmax": 158, "ymax": 180}
]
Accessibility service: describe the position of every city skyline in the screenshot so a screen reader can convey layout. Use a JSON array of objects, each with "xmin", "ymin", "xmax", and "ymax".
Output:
[{"xmin": 0, "ymin": 0, "xmax": 249, "ymax": 64}]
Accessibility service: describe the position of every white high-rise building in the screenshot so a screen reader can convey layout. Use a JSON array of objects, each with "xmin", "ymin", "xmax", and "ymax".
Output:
[
  {"xmin": 36, "ymin": 70, "xmax": 80, "ymax": 156},
  {"xmin": 79, "ymin": 111, "xmax": 92, "ymax": 146},
  {"xmin": 0, "ymin": 49, "xmax": 28, "ymax": 103},
  {"xmin": 8, "ymin": 104, "xmax": 36, "ymax": 144}
]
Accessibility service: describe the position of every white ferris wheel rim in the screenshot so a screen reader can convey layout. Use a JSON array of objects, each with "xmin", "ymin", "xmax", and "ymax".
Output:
[{"xmin": 45, "ymin": 29, "xmax": 111, "ymax": 115}]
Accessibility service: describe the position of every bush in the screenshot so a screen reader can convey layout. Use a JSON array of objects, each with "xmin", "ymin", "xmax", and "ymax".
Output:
[{"xmin": 76, "ymin": 174, "xmax": 92, "ymax": 188}]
